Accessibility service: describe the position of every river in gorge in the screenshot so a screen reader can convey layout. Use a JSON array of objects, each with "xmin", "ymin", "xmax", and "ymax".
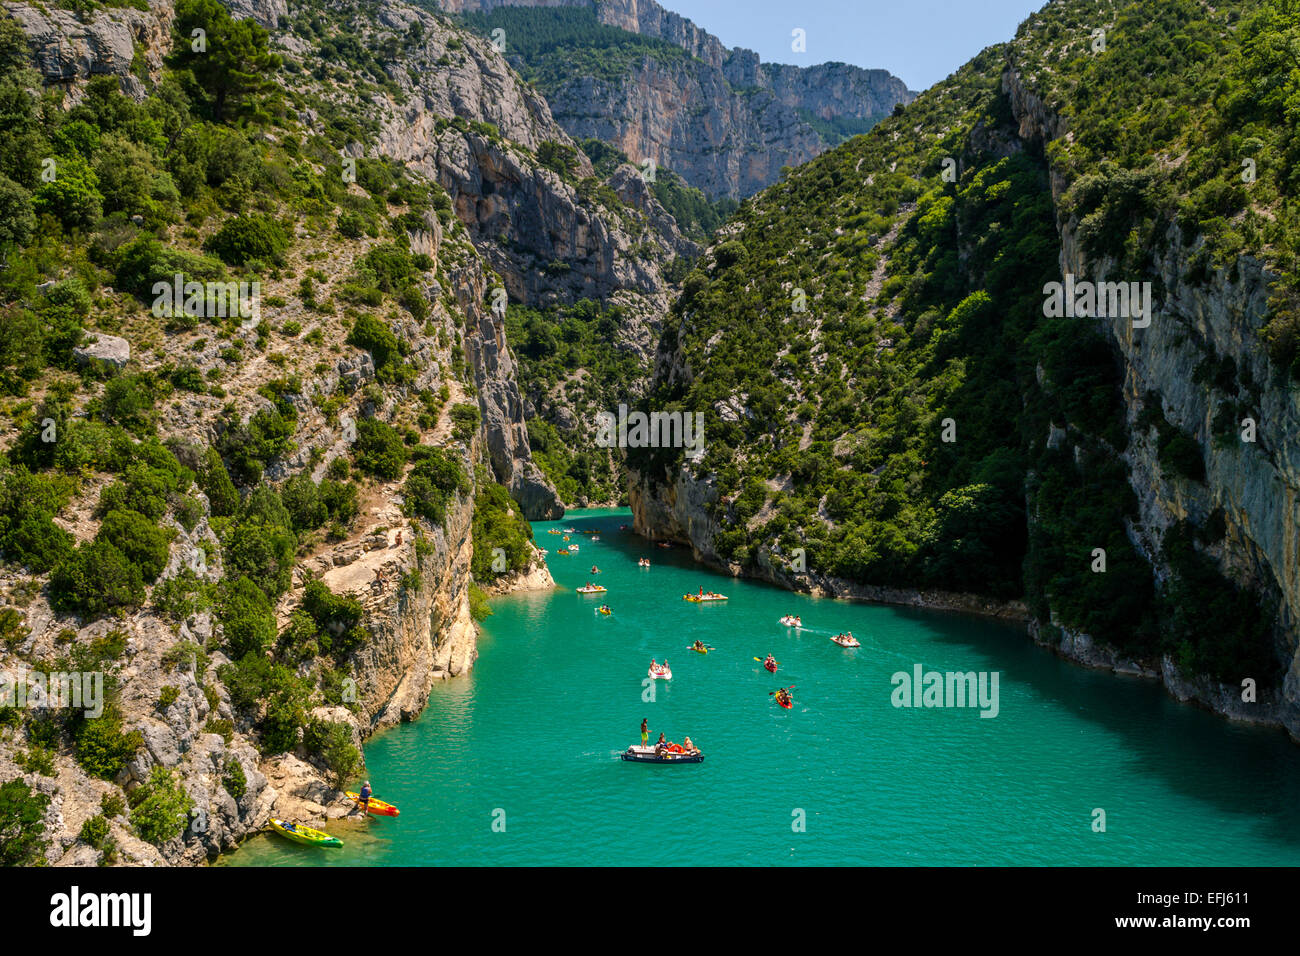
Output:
[{"xmin": 222, "ymin": 508, "xmax": 1300, "ymax": 866}]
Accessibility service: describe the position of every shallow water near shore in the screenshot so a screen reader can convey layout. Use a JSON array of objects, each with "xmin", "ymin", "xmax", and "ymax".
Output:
[{"xmin": 223, "ymin": 508, "xmax": 1300, "ymax": 866}]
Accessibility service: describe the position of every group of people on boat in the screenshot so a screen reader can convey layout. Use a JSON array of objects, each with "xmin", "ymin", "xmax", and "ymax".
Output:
[
  {"xmin": 763, "ymin": 654, "xmax": 777, "ymax": 672},
  {"xmin": 774, "ymin": 688, "xmax": 793, "ymax": 708},
  {"xmin": 692, "ymin": 639, "xmax": 708, "ymax": 653},
  {"xmin": 641, "ymin": 719, "xmax": 699, "ymax": 756},
  {"xmin": 638, "ymin": 558, "xmax": 650, "ymax": 568},
  {"xmin": 780, "ymin": 614, "xmax": 802, "ymax": 627}
]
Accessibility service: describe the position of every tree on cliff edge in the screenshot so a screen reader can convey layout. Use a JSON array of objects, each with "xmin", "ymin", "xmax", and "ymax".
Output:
[{"xmin": 171, "ymin": 0, "xmax": 280, "ymax": 123}]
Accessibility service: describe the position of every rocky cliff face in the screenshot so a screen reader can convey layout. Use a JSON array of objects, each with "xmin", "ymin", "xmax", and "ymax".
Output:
[
  {"xmin": 1003, "ymin": 64, "xmax": 1300, "ymax": 737},
  {"xmin": 436, "ymin": 0, "xmax": 914, "ymax": 198},
  {"xmin": 629, "ymin": 42, "xmax": 1300, "ymax": 742},
  {"xmin": 0, "ymin": 0, "xmax": 572, "ymax": 863},
  {"xmin": 4, "ymin": 0, "xmax": 174, "ymax": 101}
]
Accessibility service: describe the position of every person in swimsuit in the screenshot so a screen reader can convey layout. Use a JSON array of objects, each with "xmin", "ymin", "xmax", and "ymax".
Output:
[{"xmin": 641, "ymin": 718, "xmax": 649, "ymax": 747}]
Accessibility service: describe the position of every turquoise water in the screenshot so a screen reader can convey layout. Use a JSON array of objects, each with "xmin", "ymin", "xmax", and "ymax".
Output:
[{"xmin": 224, "ymin": 508, "xmax": 1300, "ymax": 866}]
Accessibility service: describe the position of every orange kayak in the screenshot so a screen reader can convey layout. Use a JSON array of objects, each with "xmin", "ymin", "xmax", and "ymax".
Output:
[{"xmin": 346, "ymin": 792, "xmax": 400, "ymax": 817}]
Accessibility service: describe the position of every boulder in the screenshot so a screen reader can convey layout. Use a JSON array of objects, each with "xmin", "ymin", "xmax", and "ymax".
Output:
[{"xmin": 72, "ymin": 333, "xmax": 131, "ymax": 370}]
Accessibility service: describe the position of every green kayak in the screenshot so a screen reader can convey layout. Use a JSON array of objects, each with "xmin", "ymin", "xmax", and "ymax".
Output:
[{"xmin": 269, "ymin": 818, "xmax": 343, "ymax": 848}]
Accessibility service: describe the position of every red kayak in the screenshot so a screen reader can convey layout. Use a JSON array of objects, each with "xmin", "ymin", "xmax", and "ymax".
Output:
[
  {"xmin": 776, "ymin": 695, "xmax": 792, "ymax": 709},
  {"xmin": 763, "ymin": 660, "xmax": 777, "ymax": 673}
]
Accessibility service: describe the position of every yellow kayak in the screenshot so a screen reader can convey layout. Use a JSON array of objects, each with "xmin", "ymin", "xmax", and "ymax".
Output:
[
  {"xmin": 346, "ymin": 792, "xmax": 400, "ymax": 817},
  {"xmin": 269, "ymin": 818, "xmax": 343, "ymax": 847}
]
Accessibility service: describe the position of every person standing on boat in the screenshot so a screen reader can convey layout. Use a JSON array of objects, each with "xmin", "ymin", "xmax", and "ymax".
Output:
[{"xmin": 641, "ymin": 718, "xmax": 649, "ymax": 747}]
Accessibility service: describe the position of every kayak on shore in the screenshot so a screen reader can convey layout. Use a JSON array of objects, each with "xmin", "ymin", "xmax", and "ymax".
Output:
[
  {"xmin": 269, "ymin": 819, "xmax": 343, "ymax": 848},
  {"xmin": 346, "ymin": 792, "xmax": 400, "ymax": 817}
]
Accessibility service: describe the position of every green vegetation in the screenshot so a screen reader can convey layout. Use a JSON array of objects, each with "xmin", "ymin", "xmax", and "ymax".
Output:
[
  {"xmin": 404, "ymin": 446, "xmax": 470, "ymax": 525},
  {"xmin": 303, "ymin": 718, "xmax": 360, "ymax": 789},
  {"xmin": 0, "ymin": 778, "xmax": 50, "ymax": 865},
  {"xmin": 452, "ymin": 6, "xmax": 689, "ymax": 92},
  {"xmin": 128, "ymin": 766, "xmax": 193, "ymax": 845},
  {"xmin": 506, "ymin": 299, "xmax": 639, "ymax": 504},
  {"xmin": 635, "ymin": 18, "xmax": 1279, "ymax": 683},
  {"xmin": 471, "ymin": 469, "xmax": 535, "ymax": 580}
]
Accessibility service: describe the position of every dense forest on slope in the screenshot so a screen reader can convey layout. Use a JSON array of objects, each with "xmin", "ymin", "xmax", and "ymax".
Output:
[
  {"xmin": 632, "ymin": 0, "xmax": 1289, "ymax": 686},
  {"xmin": 0, "ymin": 0, "xmax": 555, "ymax": 862}
]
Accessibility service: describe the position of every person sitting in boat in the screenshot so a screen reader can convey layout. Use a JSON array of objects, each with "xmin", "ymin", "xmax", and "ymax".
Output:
[
  {"xmin": 776, "ymin": 689, "xmax": 791, "ymax": 707},
  {"xmin": 357, "ymin": 781, "xmax": 372, "ymax": 815},
  {"xmin": 693, "ymin": 640, "xmax": 706, "ymax": 652},
  {"xmin": 764, "ymin": 654, "xmax": 776, "ymax": 668},
  {"xmin": 683, "ymin": 736, "xmax": 697, "ymax": 753},
  {"xmin": 591, "ymin": 565, "xmax": 599, "ymax": 573},
  {"xmin": 654, "ymin": 732, "xmax": 667, "ymax": 754}
]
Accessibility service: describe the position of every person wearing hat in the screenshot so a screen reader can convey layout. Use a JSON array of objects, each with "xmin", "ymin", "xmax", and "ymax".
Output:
[{"xmin": 357, "ymin": 780, "xmax": 372, "ymax": 816}]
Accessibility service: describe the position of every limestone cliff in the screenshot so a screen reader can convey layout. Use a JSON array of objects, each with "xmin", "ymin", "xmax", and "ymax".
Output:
[
  {"xmin": 436, "ymin": 0, "xmax": 915, "ymax": 198},
  {"xmin": 0, "ymin": 0, "xmax": 567, "ymax": 864},
  {"xmin": 3, "ymin": 0, "xmax": 174, "ymax": 101},
  {"xmin": 1002, "ymin": 64, "xmax": 1300, "ymax": 737}
]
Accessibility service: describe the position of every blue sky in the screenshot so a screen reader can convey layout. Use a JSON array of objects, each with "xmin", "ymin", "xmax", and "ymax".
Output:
[{"xmin": 666, "ymin": 0, "xmax": 1047, "ymax": 91}]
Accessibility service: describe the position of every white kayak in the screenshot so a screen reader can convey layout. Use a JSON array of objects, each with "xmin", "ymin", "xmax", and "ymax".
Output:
[
  {"xmin": 648, "ymin": 665, "xmax": 673, "ymax": 680},
  {"xmin": 779, "ymin": 616, "xmax": 802, "ymax": 627}
]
